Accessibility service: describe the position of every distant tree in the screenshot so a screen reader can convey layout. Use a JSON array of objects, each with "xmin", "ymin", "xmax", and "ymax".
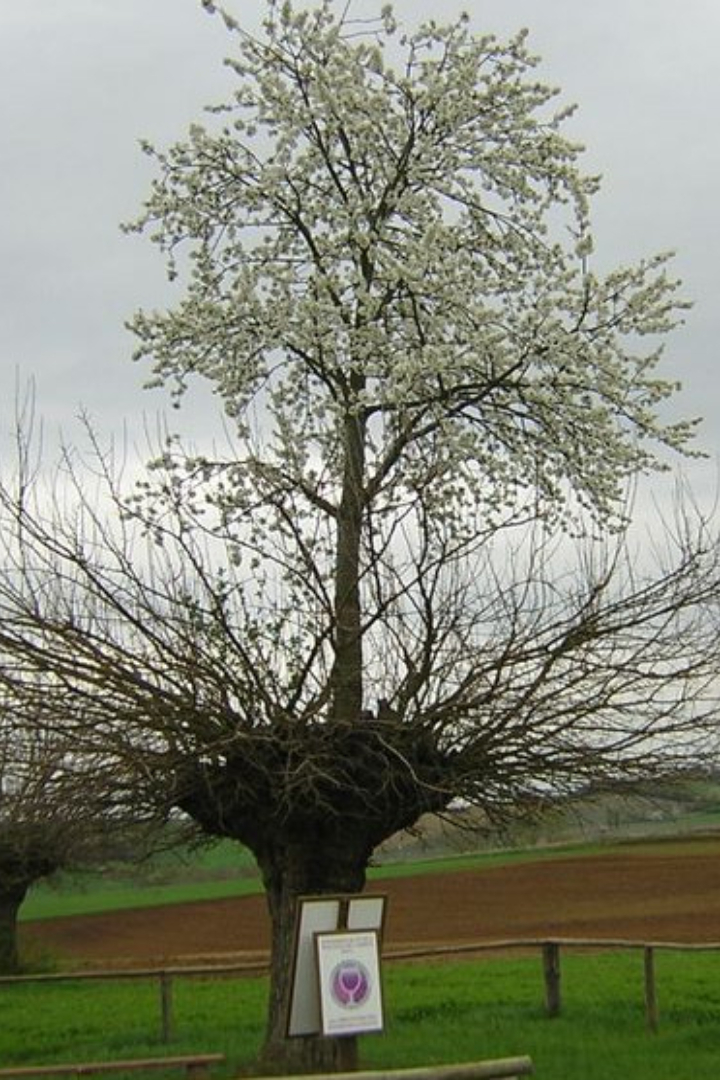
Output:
[
  {"xmin": 0, "ymin": 714, "xmax": 101, "ymax": 973},
  {"xmin": 0, "ymin": 692, "xmax": 182, "ymax": 974},
  {"xmin": 1, "ymin": 1, "xmax": 719, "ymax": 1068}
]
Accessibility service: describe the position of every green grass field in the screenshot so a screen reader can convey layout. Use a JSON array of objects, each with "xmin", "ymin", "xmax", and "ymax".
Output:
[
  {"xmin": 21, "ymin": 841, "xmax": 261, "ymax": 921},
  {"xmin": 11, "ymin": 827, "xmax": 720, "ymax": 1077},
  {"xmin": 3, "ymin": 952, "xmax": 720, "ymax": 1078}
]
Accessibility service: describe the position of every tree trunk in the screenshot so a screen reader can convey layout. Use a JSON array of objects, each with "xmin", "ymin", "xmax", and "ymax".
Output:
[
  {"xmin": 255, "ymin": 831, "xmax": 373, "ymax": 1074},
  {"xmin": 329, "ymin": 394, "xmax": 367, "ymax": 726},
  {"xmin": 0, "ymin": 884, "xmax": 28, "ymax": 974}
]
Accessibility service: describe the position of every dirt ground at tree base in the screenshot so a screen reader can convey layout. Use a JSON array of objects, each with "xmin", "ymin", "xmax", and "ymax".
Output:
[{"xmin": 21, "ymin": 838, "xmax": 720, "ymax": 969}]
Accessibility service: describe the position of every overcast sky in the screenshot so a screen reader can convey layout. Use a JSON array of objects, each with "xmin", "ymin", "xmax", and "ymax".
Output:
[{"xmin": 2, "ymin": 0, "xmax": 719, "ymax": 511}]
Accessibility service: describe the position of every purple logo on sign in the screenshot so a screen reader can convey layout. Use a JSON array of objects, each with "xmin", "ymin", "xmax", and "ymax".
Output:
[{"xmin": 330, "ymin": 960, "xmax": 371, "ymax": 1008}]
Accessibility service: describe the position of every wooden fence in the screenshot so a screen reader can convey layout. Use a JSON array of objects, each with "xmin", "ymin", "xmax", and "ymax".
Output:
[
  {"xmin": 1, "ymin": 938, "xmax": 718, "ymax": 1040},
  {"xmin": 385, "ymin": 937, "xmax": 720, "ymax": 1033}
]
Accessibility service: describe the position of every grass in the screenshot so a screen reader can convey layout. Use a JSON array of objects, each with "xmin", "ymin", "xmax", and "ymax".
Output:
[
  {"xmin": 21, "ymin": 876, "xmax": 263, "ymax": 922},
  {"xmin": 3, "ymin": 952, "xmax": 720, "ymax": 1078},
  {"xmin": 21, "ymin": 842, "xmax": 260, "ymax": 921},
  {"xmin": 0, "ymin": 974, "xmax": 266, "ymax": 1074},
  {"xmin": 370, "ymin": 952, "xmax": 720, "ymax": 1079}
]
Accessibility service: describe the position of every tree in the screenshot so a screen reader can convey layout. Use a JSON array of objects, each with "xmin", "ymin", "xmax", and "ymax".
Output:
[
  {"xmin": 0, "ymin": 665, "xmax": 192, "ymax": 975},
  {"xmin": 1, "ymin": 0, "xmax": 719, "ymax": 1069},
  {"xmin": 0, "ymin": 712, "xmax": 107, "ymax": 973},
  {"xmin": 0, "ymin": 720, "xmax": 62, "ymax": 972}
]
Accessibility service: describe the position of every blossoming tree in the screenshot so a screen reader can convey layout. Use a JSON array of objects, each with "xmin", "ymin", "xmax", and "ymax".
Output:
[{"xmin": 1, "ymin": 1, "xmax": 719, "ymax": 1069}]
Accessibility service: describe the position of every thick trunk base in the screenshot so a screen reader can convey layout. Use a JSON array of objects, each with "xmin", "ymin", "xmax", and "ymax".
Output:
[
  {"xmin": 256, "ymin": 836, "xmax": 371, "ymax": 1074},
  {"xmin": 259, "ymin": 1034, "xmax": 358, "ymax": 1076},
  {"xmin": 0, "ymin": 887, "xmax": 27, "ymax": 974}
]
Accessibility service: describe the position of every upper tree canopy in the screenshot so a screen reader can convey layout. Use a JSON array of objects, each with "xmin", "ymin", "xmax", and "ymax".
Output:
[{"xmin": 130, "ymin": 0, "xmax": 693, "ymax": 531}]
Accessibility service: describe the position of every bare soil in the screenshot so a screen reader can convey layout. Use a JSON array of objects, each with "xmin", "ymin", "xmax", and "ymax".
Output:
[{"xmin": 22, "ymin": 837, "xmax": 720, "ymax": 968}]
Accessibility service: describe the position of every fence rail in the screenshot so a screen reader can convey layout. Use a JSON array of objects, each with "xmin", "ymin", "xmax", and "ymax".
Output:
[
  {"xmin": 3, "ymin": 937, "xmax": 720, "ymax": 1039},
  {"xmin": 387, "ymin": 936, "xmax": 720, "ymax": 1032}
]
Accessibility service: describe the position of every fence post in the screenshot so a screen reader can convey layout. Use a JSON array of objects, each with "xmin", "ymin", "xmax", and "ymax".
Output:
[
  {"xmin": 159, "ymin": 971, "xmax": 174, "ymax": 1043},
  {"xmin": 542, "ymin": 942, "xmax": 562, "ymax": 1018},
  {"xmin": 644, "ymin": 947, "xmax": 658, "ymax": 1033}
]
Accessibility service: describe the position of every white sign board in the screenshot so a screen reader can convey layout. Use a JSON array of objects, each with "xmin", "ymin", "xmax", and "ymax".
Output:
[
  {"xmin": 315, "ymin": 930, "xmax": 384, "ymax": 1037},
  {"xmin": 286, "ymin": 895, "xmax": 386, "ymax": 1037}
]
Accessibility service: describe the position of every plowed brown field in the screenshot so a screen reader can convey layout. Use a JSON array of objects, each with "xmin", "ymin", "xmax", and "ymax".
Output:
[{"xmin": 22, "ymin": 838, "xmax": 720, "ymax": 968}]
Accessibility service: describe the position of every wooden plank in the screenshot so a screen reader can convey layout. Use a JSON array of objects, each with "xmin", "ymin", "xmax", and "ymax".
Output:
[
  {"xmin": 0, "ymin": 1059, "xmax": 530, "ymax": 1080},
  {"xmin": 0, "ymin": 1054, "xmax": 225, "ymax": 1079},
  {"xmin": 260, "ymin": 1059, "xmax": 534, "ymax": 1080},
  {"xmin": 542, "ymin": 942, "xmax": 561, "ymax": 1018},
  {"xmin": 1, "ymin": 936, "xmax": 720, "ymax": 986},
  {"xmin": 644, "ymin": 946, "xmax": 659, "ymax": 1033},
  {"xmin": 159, "ymin": 972, "xmax": 174, "ymax": 1044}
]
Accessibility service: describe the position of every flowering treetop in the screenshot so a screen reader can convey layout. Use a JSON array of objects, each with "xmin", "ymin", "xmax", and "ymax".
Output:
[{"xmin": 128, "ymin": 0, "xmax": 695, "ymax": 541}]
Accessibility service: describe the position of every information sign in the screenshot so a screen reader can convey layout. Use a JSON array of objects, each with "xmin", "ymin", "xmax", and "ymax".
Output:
[
  {"xmin": 286, "ymin": 894, "xmax": 386, "ymax": 1037},
  {"xmin": 315, "ymin": 929, "xmax": 384, "ymax": 1037}
]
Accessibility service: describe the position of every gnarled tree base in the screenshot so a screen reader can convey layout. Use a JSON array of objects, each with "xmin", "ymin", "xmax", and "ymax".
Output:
[
  {"xmin": 0, "ymin": 886, "xmax": 28, "ymax": 974},
  {"xmin": 178, "ymin": 719, "xmax": 452, "ymax": 1073}
]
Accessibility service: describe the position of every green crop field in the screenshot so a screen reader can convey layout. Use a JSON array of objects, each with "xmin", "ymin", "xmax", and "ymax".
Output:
[
  {"xmin": 20, "ymin": 840, "xmax": 261, "ymax": 921},
  {"xmin": 3, "ymin": 952, "xmax": 720, "ymax": 1078}
]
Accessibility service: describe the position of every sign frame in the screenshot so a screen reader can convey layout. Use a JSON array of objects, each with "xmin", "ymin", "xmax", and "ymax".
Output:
[{"xmin": 286, "ymin": 894, "xmax": 387, "ymax": 1038}]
